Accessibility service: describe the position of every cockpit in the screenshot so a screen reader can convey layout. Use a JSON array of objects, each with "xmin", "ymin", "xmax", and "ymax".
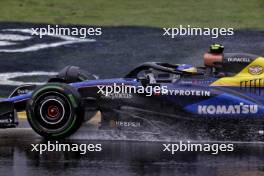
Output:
[{"xmin": 125, "ymin": 44, "xmax": 260, "ymax": 84}]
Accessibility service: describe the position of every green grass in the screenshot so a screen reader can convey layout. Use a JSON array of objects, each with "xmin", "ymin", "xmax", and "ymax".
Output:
[{"xmin": 0, "ymin": 0, "xmax": 263, "ymax": 29}]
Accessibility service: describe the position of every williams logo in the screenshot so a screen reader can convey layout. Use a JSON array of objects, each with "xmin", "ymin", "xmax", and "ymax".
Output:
[
  {"xmin": 248, "ymin": 65, "xmax": 263, "ymax": 75},
  {"xmin": 198, "ymin": 103, "xmax": 258, "ymax": 115}
]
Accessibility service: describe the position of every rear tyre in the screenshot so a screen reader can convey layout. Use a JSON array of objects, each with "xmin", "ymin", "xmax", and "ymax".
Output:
[{"xmin": 26, "ymin": 83, "xmax": 84, "ymax": 139}]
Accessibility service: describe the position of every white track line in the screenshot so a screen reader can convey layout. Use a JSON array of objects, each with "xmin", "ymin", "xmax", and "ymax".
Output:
[
  {"xmin": 0, "ymin": 28, "xmax": 96, "ymax": 53},
  {"xmin": 0, "ymin": 71, "xmax": 57, "ymax": 86}
]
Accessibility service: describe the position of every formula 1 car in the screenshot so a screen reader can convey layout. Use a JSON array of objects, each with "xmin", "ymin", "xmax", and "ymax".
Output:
[{"xmin": 0, "ymin": 44, "xmax": 264, "ymax": 139}]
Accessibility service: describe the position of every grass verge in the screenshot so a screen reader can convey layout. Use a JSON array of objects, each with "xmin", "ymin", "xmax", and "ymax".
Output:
[{"xmin": 0, "ymin": 0, "xmax": 263, "ymax": 29}]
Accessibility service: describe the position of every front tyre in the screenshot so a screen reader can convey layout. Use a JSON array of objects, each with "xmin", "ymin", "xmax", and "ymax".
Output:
[{"xmin": 27, "ymin": 83, "xmax": 84, "ymax": 139}]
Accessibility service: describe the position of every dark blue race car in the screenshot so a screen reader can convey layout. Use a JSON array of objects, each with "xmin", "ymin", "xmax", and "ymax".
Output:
[{"xmin": 0, "ymin": 44, "xmax": 264, "ymax": 139}]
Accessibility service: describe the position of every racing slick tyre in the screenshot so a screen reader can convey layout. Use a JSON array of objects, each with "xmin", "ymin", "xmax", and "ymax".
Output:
[{"xmin": 26, "ymin": 83, "xmax": 84, "ymax": 139}]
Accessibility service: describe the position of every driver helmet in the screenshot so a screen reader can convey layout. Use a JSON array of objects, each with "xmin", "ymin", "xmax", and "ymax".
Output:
[{"xmin": 178, "ymin": 64, "xmax": 197, "ymax": 73}]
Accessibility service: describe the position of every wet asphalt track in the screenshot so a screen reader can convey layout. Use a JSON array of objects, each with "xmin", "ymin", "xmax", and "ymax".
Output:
[
  {"xmin": 0, "ymin": 120, "xmax": 264, "ymax": 176},
  {"xmin": 0, "ymin": 22, "xmax": 263, "ymax": 175}
]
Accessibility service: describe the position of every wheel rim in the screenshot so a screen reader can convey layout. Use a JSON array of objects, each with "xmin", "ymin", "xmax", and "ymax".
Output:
[
  {"xmin": 32, "ymin": 91, "xmax": 73, "ymax": 132},
  {"xmin": 39, "ymin": 98, "xmax": 65, "ymax": 125}
]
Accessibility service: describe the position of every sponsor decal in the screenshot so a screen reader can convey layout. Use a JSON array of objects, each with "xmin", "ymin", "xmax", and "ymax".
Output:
[
  {"xmin": 104, "ymin": 93, "xmax": 132, "ymax": 99},
  {"xmin": 111, "ymin": 121, "xmax": 141, "ymax": 128},
  {"xmin": 248, "ymin": 65, "xmax": 263, "ymax": 75},
  {"xmin": 192, "ymin": 80, "xmax": 213, "ymax": 85},
  {"xmin": 227, "ymin": 57, "xmax": 251, "ymax": 63},
  {"xmin": 164, "ymin": 89, "xmax": 211, "ymax": 97},
  {"xmin": 198, "ymin": 103, "xmax": 258, "ymax": 115},
  {"xmin": 180, "ymin": 80, "xmax": 214, "ymax": 85},
  {"xmin": 17, "ymin": 89, "xmax": 30, "ymax": 95}
]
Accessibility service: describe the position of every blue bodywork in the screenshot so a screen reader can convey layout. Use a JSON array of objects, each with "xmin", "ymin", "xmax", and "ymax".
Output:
[
  {"xmin": 6, "ymin": 78, "xmax": 139, "ymax": 102},
  {"xmin": 4, "ymin": 76, "xmax": 264, "ymax": 119}
]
